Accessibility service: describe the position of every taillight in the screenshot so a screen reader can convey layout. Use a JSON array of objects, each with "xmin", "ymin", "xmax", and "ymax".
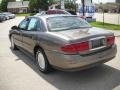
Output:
[
  {"xmin": 107, "ymin": 36, "xmax": 115, "ymax": 45},
  {"xmin": 61, "ymin": 41, "xmax": 89, "ymax": 53}
]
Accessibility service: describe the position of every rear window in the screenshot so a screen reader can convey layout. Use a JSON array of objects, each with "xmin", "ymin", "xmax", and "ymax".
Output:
[{"xmin": 47, "ymin": 16, "xmax": 91, "ymax": 31}]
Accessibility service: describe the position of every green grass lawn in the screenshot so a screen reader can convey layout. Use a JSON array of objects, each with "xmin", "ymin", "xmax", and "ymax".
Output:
[
  {"xmin": 90, "ymin": 22, "xmax": 120, "ymax": 30},
  {"xmin": 16, "ymin": 13, "xmax": 31, "ymax": 17}
]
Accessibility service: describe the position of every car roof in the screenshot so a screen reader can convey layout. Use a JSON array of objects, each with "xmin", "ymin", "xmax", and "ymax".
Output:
[{"xmin": 34, "ymin": 14, "xmax": 77, "ymax": 19}]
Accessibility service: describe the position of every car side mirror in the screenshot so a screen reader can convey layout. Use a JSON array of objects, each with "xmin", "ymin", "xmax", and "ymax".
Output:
[{"xmin": 11, "ymin": 26, "xmax": 18, "ymax": 30}]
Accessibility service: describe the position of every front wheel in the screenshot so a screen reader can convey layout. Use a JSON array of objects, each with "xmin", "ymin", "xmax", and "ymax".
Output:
[{"xmin": 36, "ymin": 48, "xmax": 51, "ymax": 73}]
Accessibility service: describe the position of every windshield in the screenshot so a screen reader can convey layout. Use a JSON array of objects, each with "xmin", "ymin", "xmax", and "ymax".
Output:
[{"xmin": 47, "ymin": 16, "xmax": 91, "ymax": 31}]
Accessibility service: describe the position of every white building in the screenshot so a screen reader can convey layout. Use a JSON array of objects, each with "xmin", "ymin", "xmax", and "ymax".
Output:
[{"xmin": 7, "ymin": 1, "xmax": 29, "ymax": 13}]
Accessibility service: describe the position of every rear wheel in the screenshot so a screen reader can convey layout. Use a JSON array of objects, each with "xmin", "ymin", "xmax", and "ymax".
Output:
[
  {"xmin": 36, "ymin": 48, "xmax": 52, "ymax": 73},
  {"xmin": 10, "ymin": 36, "xmax": 18, "ymax": 50}
]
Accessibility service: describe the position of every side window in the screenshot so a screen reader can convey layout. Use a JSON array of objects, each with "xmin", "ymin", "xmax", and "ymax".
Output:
[
  {"xmin": 36, "ymin": 20, "xmax": 41, "ymax": 31},
  {"xmin": 27, "ymin": 18, "xmax": 38, "ymax": 31},
  {"xmin": 19, "ymin": 19, "xmax": 29, "ymax": 30}
]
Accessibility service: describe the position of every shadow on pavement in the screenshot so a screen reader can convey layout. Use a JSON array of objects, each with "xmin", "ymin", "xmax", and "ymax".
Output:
[{"xmin": 11, "ymin": 49, "xmax": 120, "ymax": 90}]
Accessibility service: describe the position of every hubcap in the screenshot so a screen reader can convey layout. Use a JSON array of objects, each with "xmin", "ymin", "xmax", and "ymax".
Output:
[{"xmin": 37, "ymin": 52, "xmax": 45, "ymax": 69}]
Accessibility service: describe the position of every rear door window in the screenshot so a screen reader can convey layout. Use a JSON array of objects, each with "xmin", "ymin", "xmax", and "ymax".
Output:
[
  {"xmin": 27, "ymin": 18, "xmax": 42, "ymax": 31},
  {"xmin": 27, "ymin": 18, "xmax": 38, "ymax": 31}
]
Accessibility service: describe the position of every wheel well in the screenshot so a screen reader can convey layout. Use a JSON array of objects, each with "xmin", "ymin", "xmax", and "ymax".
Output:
[
  {"xmin": 9, "ymin": 34, "xmax": 12, "ymax": 40},
  {"xmin": 34, "ymin": 45, "xmax": 43, "ymax": 56}
]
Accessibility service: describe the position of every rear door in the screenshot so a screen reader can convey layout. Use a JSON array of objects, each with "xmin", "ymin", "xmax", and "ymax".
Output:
[{"xmin": 22, "ymin": 17, "xmax": 41, "ymax": 54}]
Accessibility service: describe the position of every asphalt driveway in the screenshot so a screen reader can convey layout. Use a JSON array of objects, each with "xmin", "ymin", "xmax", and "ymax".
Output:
[{"xmin": 0, "ymin": 17, "xmax": 120, "ymax": 90}]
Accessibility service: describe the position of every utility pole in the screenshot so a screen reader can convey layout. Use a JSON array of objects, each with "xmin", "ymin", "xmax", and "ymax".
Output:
[
  {"xmin": 101, "ymin": 3, "xmax": 104, "ymax": 25},
  {"xmin": 82, "ymin": 0, "xmax": 85, "ymax": 16}
]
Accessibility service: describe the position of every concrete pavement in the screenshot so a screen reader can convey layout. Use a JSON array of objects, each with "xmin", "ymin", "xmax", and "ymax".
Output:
[{"xmin": 0, "ymin": 17, "xmax": 120, "ymax": 90}]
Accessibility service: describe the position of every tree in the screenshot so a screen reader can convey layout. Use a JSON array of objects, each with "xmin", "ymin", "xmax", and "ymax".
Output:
[
  {"xmin": 48, "ymin": 0, "xmax": 57, "ymax": 5},
  {"xmin": 29, "ymin": 0, "xmax": 37, "ymax": 13},
  {"xmin": 65, "ymin": 2, "xmax": 76, "ymax": 11},
  {"xmin": 40, "ymin": 0, "xmax": 49, "ymax": 10},
  {"xmin": 21, "ymin": 0, "xmax": 30, "ymax": 1},
  {"xmin": 29, "ymin": 0, "xmax": 49, "ymax": 13},
  {"xmin": 8, "ymin": 0, "xmax": 15, "ymax": 2},
  {"xmin": 0, "ymin": 0, "xmax": 8, "ymax": 12}
]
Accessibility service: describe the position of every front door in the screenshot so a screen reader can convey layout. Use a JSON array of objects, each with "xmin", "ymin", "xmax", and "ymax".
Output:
[{"xmin": 14, "ymin": 18, "xmax": 29, "ymax": 48}]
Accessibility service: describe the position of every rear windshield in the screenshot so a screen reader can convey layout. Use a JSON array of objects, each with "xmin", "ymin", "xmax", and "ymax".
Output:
[{"xmin": 47, "ymin": 16, "xmax": 91, "ymax": 31}]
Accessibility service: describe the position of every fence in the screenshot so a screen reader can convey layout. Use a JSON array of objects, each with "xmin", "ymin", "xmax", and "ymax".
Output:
[{"xmin": 94, "ymin": 13, "xmax": 120, "ymax": 25}]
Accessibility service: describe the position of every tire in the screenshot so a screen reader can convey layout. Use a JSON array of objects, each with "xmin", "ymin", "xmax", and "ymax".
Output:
[
  {"xmin": 36, "ymin": 48, "xmax": 51, "ymax": 73},
  {"xmin": 10, "ymin": 36, "xmax": 18, "ymax": 50},
  {"xmin": 5, "ymin": 17, "xmax": 7, "ymax": 20}
]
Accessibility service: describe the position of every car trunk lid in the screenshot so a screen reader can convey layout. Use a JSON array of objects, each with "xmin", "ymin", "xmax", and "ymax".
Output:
[
  {"xmin": 53, "ymin": 27, "xmax": 113, "ymax": 41},
  {"xmin": 52, "ymin": 27, "xmax": 115, "ymax": 54}
]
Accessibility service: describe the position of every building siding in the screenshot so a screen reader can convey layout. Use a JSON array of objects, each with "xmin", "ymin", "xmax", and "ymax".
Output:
[{"xmin": 7, "ymin": 1, "xmax": 29, "ymax": 13}]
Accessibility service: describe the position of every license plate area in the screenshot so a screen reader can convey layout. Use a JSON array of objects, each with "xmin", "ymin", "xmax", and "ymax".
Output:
[{"xmin": 90, "ymin": 37, "xmax": 106, "ymax": 50}]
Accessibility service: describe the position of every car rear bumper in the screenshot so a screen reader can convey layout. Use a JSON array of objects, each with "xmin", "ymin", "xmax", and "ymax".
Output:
[{"xmin": 45, "ymin": 44, "xmax": 117, "ymax": 71}]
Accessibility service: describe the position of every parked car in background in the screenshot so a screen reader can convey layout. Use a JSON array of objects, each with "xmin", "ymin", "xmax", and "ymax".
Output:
[
  {"xmin": 66, "ymin": 10, "xmax": 77, "ymax": 15},
  {"xmin": 0, "ymin": 13, "xmax": 6, "ymax": 22},
  {"xmin": 3, "ymin": 12, "xmax": 15, "ymax": 19},
  {"xmin": 9, "ymin": 15, "xmax": 117, "ymax": 73},
  {"xmin": 2, "ymin": 13, "xmax": 10, "ymax": 20},
  {"xmin": 47, "ymin": 9, "xmax": 87, "ymax": 20},
  {"xmin": 34, "ymin": 9, "xmax": 71, "ymax": 16},
  {"xmin": 34, "ymin": 11, "xmax": 46, "ymax": 16},
  {"xmin": 47, "ymin": 9, "xmax": 71, "ymax": 15},
  {"xmin": 66, "ymin": 10, "xmax": 87, "ymax": 19},
  {"xmin": 34, "ymin": 9, "xmax": 87, "ymax": 21}
]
